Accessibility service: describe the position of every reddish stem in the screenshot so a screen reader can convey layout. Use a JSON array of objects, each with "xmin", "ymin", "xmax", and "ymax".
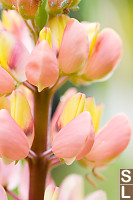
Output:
[
  {"xmin": 50, "ymin": 159, "xmax": 61, "ymax": 168},
  {"xmin": 28, "ymin": 88, "xmax": 53, "ymax": 200},
  {"xmin": 6, "ymin": 189, "xmax": 21, "ymax": 200}
]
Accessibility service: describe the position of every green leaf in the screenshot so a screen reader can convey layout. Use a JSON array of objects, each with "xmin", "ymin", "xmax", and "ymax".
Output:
[{"xmin": 35, "ymin": 0, "xmax": 48, "ymax": 31}]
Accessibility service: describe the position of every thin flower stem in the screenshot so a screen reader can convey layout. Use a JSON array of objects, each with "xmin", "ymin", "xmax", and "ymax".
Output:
[
  {"xmin": 29, "ymin": 149, "xmax": 38, "ymax": 158},
  {"xmin": 50, "ymin": 75, "xmax": 69, "ymax": 93},
  {"xmin": 40, "ymin": 148, "xmax": 53, "ymax": 158},
  {"xmin": 6, "ymin": 189, "xmax": 22, "ymax": 200},
  {"xmin": 47, "ymin": 155, "xmax": 57, "ymax": 161},
  {"xmin": 50, "ymin": 158, "xmax": 61, "ymax": 168},
  {"xmin": 24, "ymin": 20, "xmax": 37, "ymax": 44},
  {"xmin": 23, "ymin": 81, "xmax": 38, "ymax": 93},
  {"xmin": 31, "ymin": 19, "xmax": 39, "ymax": 42}
]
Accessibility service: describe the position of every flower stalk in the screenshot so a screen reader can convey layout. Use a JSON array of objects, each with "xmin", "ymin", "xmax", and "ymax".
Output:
[{"xmin": 28, "ymin": 88, "xmax": 53, "ymax": 200}]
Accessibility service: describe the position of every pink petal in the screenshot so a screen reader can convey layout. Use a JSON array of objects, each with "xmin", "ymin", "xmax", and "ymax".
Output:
[
  {"xmin": 85, "ymin": 28, "xmax": 122, "ymax": 80},
  {"xmin": 25, "ymin": 40, "xmax": 59, "ymax": 92},
  {"xmin": 19, "ymin": 162, "xmax": 29, "ymax": 200},
  {"xmin": 0, "ymin": 109, "xmax": 29, "ymax": 161},
  {"xmin": 52, "ymin": 111, "xmax": 95, "ymax": 161},
  {"xmin": 86, "ymin": 113, "xmax": 131, "ymax": 164},
  {"xmin": 84, "ymin": 190, "xmax": 107, "ymax": 200},
  {"xmin": 0, "ymin": 159, "xmax": 21, "ymax": 190},
  {"xmin": 59, "ymin": 174, "xmax": 83, "ymax": 200},
  {"xmin": 59, "ymin": 18, "xmax": 89, "ymax": 74},
  {"xmin": 0, "ymin": 31, "xmax": 30, "ymax": 82},
  {"xmin": 0, "ymin": 66, "xmax": 15, "ymax": 94},
  {"xmin": 46, "ymin": 173, "xmax": 56, "ymax": 188},
  {"xmin": 2, "ymin": 10, "xmax": 34, "ymax": 52},
  {"xmin": 0, "ymin": 185, "xmax": 7, "ymax": 200}
]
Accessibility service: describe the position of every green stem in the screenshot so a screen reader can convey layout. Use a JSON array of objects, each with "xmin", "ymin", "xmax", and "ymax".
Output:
[{"xmin": 28, "ymin": 88, "xmax": 53, "ymax": 200}]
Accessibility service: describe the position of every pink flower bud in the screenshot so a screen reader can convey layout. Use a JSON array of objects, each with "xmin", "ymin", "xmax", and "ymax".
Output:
[
  {"xmin": 52, "ymin": 111, "xmax": 95, "ymax": 165},
  {"xmin": 0, "ymin": 66, "xmax": 15, "ymax": 95},
  {"xmin": 85, "ymin": 113, "xmax": 131, "ymax": 167},
  {"xmin": 59, "ymin": 18, "xmax": 89, "ymax": 74},
  {"xmin": 25, "ymin": 40, "xmax": 59, "ymax": 92},
  {"xmin": 1, "ymin": 10, "xmax": 34, "ymax": 52},
  {"xmin": 0, "ymin": 109, "xmax": 29, "ymax": 161},
  {"xmin": 85, "ymin": 28, "xmax": 122, "ymax": 80},
  {"xmin": 0, "ymin": 31, "xmax": 30, "ymax": 82},
  {"xmin": 17, "ymin": 0, "xmax": 39, "ymax": 19},
  {"xmin": 44, "ymin": 185, "xmax": 60, "ymax": 200}
]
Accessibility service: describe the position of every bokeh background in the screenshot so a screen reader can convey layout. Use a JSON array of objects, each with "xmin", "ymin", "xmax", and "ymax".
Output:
[{"xmin": 52, "ymin": 0, "xmax": 133, "ymax": 199}]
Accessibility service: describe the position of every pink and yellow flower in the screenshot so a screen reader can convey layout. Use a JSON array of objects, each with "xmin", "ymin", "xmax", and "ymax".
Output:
[
  {"xmin": 44, "ymin": 174, "xmax": 107, "ymax": 200},
  {"xmin": 47, "ymin": 15, "xmax": 122, "ymax": 84},
  {"xmin": 52, "ymin": 111, "xmax": 95, "ymax": 165},
  {"xmin": 25, "ymin": 40, "xmax": 59, "ymax": 92},
  {"xmin": 51, "ymin": 91, "xmax": 131, "ymax": 167},
  {"xmin": 1, "ymin": 10, "xmax": 34, "ymax": 52},
  {"xmin": 0, "ymin": 90, "xmax": 34, "ymax": 162},
  {"xmin": 47, "ymin": 15, "xmax": 90, "ymax": 74}
]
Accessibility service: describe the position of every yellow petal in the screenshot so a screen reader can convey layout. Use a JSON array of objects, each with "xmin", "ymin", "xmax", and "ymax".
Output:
[
  {"xmin": 2, "ymin": 10, "xmax": 21, "ymax": 33},
  {"xmin": 95, "ymin": 104, "xmax": 103, "ymax": 132},
  {"xmin": 58, "ymin": 93, "xmax": 85, "ymax": 128},
  {"xmin": 39, "ymin": 27, "xmax": 52, "ymax": 48},
  {"xmin": 82, "ymin": 22, "xmax": 100, "ymax": 56},
  {"xmin": 11, "ymin": 91, "xmax": 34, "ymax": 147},
  {"xmin": 47, "ymin": 15, "xmax": 69, "ymax": 51},
  {"xmin": 84, "ymin": 97, "xmax": 103, "ymax": 132}
]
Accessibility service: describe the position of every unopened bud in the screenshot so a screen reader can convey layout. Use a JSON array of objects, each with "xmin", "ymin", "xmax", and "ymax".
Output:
[
  {"xmin": 17, "ymin": 0, "xmax": 39, "ymax": 19},
  {"xmin": 48, "ymin": 0, "xmax": 80, "ymax": 15}
]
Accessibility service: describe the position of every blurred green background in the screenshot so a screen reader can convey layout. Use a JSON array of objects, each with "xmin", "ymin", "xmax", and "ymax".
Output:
[{"xmin": 52, "ymin": 0, "xmax": 133, "ymax": 200}]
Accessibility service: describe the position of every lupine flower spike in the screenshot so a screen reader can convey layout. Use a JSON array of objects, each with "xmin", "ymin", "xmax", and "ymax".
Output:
[{"xmin": 0, "ymin": 1, "xmax": 130, "ymax": 200}]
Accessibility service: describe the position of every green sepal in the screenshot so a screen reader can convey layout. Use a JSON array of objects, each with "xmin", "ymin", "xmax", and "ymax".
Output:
[{"xmin": 35, "ymin": 0, "xmax": 48, "ymax": 31}]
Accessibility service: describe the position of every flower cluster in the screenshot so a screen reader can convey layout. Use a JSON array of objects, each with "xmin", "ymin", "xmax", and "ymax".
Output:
[{"xmin": 0, "ymin": 0, "xmax": 131, "ymax": 199}]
